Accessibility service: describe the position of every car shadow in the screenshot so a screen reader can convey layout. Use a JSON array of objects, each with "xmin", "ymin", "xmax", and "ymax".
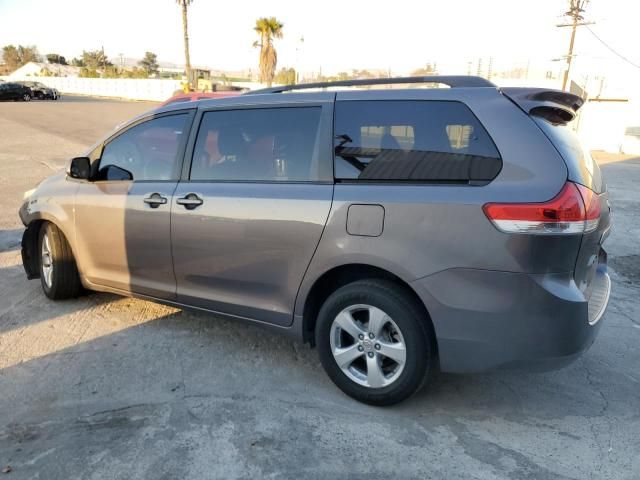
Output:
[{"xmin": 0, "ymin": 228, "xmax": 22, "ymax": 253}]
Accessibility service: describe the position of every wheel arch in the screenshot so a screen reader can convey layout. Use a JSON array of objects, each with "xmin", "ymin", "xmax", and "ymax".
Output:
[
  {"xmin": 300, "ymin": 263, "xmax": 438, "ymax": 355},
  {"xmin": 21, "ymin": 215, "xmax": 77, "ymax": 280},
  {"xmin": 21, "ymin": 219, "xmax": 45, "ymax": 279}
]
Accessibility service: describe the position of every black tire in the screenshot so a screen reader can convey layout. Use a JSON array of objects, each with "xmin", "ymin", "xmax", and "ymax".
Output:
[
  {"xmin": 22, "ymin": 93, "xmax": 31, "ymax": 102},
  {"xmin": 38, "ymin": 222, "xmax": 82, "ymax": 300},
  {"xmin": 316, "ymin": 279, "xmax": 433, "ymax": 406}
]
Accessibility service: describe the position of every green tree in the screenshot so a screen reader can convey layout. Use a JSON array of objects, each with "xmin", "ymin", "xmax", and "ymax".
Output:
[
  {"xmin": 411, "ymin": 63, "xmax": 438, "ymax": 76},
  {"xmin": 274, "ymin": 67, "xmax": 296, "ymax": 85},
  {"xmin": 79, "ymin": 68, "xmax": 99, "ymax": 78},
  {"xmin": 82, "ymin": 49, "xmax": 111, "ymax": 70},
  {"xmin": 138, "ymin": 51, "xmax": 159, "ymax": 76},
  {"xmin": 71, "ymin": 57, "xmax": 85, "ymax": 67},
  {"xmin": 122, "ymin": 67, "xmax": 149, "ymax": 79},
  {"xmin": 176, "ymin": 0, "xmax": 193, "ymax": 89},
  {"xmin": 46, "ymin": 53, "xmax": 67, "ymax": 65},
  {"xmin": 101, "ymin": 66, "xmax": 120, "ymax": 78},
  {"xmin": 253, "ymin": 17, "xmax": 284, "ymax": 87},
  {"xmin": 2, "ymin": 44, "xmax": 39, "ymax": 70}
]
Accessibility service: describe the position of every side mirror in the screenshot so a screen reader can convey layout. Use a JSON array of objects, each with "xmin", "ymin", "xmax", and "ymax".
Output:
[
  {"xmin": 68, "ymin": 157, "xmax": 91, "ymax": 180},
  {"xmin": 98, "ymin": 164, "xmax": 134, "ymax": 181}
]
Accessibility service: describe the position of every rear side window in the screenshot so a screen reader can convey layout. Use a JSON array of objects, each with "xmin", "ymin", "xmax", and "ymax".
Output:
[
  {"xmin": 191, "ymin": 107, "xmax": 322, "ymax": 182},
  {"xmin": 334, "ymin": 100, "xmax": 501, "ymax": 183}
]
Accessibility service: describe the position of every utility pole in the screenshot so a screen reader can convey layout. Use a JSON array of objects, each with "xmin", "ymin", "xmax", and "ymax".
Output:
[
  {"xmin": 100, "ymin": 45, "xmax": 107, "ymax": 73},
  {"xmin": 558, "ymin": 0, "xmax": 594, "ymax": 91},
  {"xmin": 295, "ymin": 36, "xmax": 304, "ymax": 84}
]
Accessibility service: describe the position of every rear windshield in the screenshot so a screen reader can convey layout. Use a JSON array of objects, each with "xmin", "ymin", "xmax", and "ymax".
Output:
[
  {"xmin": 334, "ymin": 100, "xmax": 502, "ymax": 184},
  {"xmin": 534, "ymin": 118, "xmax": 603, "ymax": 193}
]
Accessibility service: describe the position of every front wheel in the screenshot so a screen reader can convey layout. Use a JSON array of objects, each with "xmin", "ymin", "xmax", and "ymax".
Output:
[
  {"xmin": 316, "ymin": 279, "xmax": 433, "ymax": 406},
  {"xmin": 22, "ymin": 93, "xmax": 31, "ymax": 102},
  {"xmin": 38, "ymin": 222, "xmax": 82, "ymax": 300}
]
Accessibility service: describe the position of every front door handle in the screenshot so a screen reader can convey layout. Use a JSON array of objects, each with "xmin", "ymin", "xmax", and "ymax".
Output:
[
  {"xmin": 176, "ymin": 193, "xmax": 203, "ymax": 210},
  {"xmin": 143, "ymin": 193, "xmax": 168, "ymax": 208}
]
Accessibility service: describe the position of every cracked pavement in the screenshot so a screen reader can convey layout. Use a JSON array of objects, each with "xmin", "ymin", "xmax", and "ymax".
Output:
[{"xmin": 0, "ymin": 97, "xmax": 639, "ymax": 479}]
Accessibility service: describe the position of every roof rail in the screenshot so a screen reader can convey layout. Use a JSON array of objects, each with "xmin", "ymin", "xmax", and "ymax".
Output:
[{"xmin": 245, "ymin": 75, "xmax": 496, "ymax": 95}]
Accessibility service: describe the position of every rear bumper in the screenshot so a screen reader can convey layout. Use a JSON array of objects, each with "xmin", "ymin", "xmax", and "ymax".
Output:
[{"xmin": 412, "ymin": 265, "xmax": 610, "ymax": 373}]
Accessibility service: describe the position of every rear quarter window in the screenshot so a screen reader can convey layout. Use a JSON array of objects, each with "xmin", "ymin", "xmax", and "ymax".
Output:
[
  {"xmin": 534, "ymin": 118, "xmax": 603, "ymax": 193},
  {"xmin": 334, "ymin": 100, "xmax": 502, "ymax": 184}
]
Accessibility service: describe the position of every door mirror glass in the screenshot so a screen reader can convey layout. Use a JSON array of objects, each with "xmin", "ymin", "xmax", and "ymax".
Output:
[
  {"xmin": 98, "ymin": 164, "xmax": 133, "ymax": 181},
  {"xmin": 68, "ymin": 157, "xmax": 91, "ymax": 179}
]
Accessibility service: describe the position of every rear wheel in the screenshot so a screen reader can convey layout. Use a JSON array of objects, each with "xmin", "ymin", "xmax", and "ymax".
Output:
[
  {"xmin": 316, "ymin": 279, "xmax": 433, "ymax": 406},
  {"xmin": 38, "ymin": 222, "xmax": 82, "ymax": 300},
  {"xmin": 22, "ymin": 93, "xmax": 31, "ymax": 102}
]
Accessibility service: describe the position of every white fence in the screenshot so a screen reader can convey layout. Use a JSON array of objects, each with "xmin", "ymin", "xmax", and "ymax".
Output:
[{"xmin": 1, "ymin": 76, "xmax": 182, "ymax": 102}]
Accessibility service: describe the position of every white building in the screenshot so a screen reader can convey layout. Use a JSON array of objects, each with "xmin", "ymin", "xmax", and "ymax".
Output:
[{"xmin": 8, "ymin": 62, "xmax": 81, "ymax": 78}]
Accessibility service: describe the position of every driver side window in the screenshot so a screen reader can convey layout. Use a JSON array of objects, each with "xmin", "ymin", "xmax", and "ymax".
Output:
[{"xmin": 98, "ymin": 114, "xmax": 188, "ymax": 181}]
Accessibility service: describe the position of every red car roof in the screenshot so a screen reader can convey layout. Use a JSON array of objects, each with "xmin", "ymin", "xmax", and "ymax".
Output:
[{"xmin": 160, "ymin": 91, "xmax": 240, "ymax": 106}]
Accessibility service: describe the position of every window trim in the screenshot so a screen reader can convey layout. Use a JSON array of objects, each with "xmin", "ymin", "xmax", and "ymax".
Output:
[
  {"xmin": 91, "ymin": 109, "xmax": 196, "ymax": 183},
  {"xmin": 181, "ymin": 102, "xmax": 335, "ymax": 184},
  {"xmin": 332, "ymin": 99, "xmax": 503, "ymax": 186}
]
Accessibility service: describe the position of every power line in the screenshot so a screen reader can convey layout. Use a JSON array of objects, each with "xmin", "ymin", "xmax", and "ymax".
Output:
[{"xmin": 585, "ymin": 26, "xmax": 640, "ymax": 70}]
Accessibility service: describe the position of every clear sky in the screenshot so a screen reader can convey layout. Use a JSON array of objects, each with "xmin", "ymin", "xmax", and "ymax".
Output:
[{"xmin": 0, "ymin": 0, "xmax": 638, "ymax": 82}]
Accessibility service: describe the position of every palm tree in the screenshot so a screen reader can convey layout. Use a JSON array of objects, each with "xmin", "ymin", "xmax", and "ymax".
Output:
[
  {"xmin": 253, "ymin": 17, "xmax": 284, "ymax": 87},
  {"xmin": 177, "ymin": 0, "xmax": 193, "ymax": 90}
]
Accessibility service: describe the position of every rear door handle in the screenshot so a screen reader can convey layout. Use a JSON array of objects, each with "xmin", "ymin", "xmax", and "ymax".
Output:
[
  {"xmin": 176, "ymin": 193, "xmax": 203, "ymax": 210},
  {"xmin": 143, "ymin": 193, "xmax": 168, "ymax": 208}
]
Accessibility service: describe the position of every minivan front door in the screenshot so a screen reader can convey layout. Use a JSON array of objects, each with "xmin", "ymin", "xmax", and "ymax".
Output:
[
  {"xmin": 171, "ymin": 102, "xmax": 334, "ymax": 326},
  {"xmin": 74, "ymin": 111, "xmax": 193, "ymax": 299}
]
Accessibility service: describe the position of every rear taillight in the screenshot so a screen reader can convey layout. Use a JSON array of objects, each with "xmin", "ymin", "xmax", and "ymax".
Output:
[{"xmin": 483, "ymin": 182, "xmax": 600, "ymax": 235}]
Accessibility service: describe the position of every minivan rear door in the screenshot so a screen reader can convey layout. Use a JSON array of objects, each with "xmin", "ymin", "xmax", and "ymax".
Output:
[
  {"xmin": 533, "ymin": 118, "xmax": 611, "ymax": 312},
  {"xmin": 171, "ymin": 94, "xmax": 335, "ymax": 326}
]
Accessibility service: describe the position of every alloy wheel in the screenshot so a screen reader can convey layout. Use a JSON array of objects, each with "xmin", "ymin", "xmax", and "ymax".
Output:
[
  {"xmin": 41, "ymin": 232, "xmax": 53, "ymax": 288},
  {"xmin": 330, "ymin": 304, "xmax": 407, "ymax": 388}
]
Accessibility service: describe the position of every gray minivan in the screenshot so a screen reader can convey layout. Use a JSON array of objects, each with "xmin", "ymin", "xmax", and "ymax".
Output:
[{"xmin": 20, "ymin": 76, "xmax": 611, "ymax": 405}]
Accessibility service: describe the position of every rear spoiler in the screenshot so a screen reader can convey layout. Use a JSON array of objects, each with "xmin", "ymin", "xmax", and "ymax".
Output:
[{"xmin": 500, "ymin": 87, "xmax": 585, "ymax": 125}]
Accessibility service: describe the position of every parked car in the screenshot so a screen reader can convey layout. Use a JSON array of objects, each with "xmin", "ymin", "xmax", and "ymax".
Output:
[
  {"xmin": 19, "ymin": 76, "xmax": 611, "ymax": 405},
  {"xmin": 160, "ymin": 90, "xmax": 240, "ymax": 106},
  {"xmin": 0, "ymin": 82, "xmax": 33, "ymax": 101},
  {"xmin": 16, "ymin": 81, "xmax": 59, "ymax": 100}
]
